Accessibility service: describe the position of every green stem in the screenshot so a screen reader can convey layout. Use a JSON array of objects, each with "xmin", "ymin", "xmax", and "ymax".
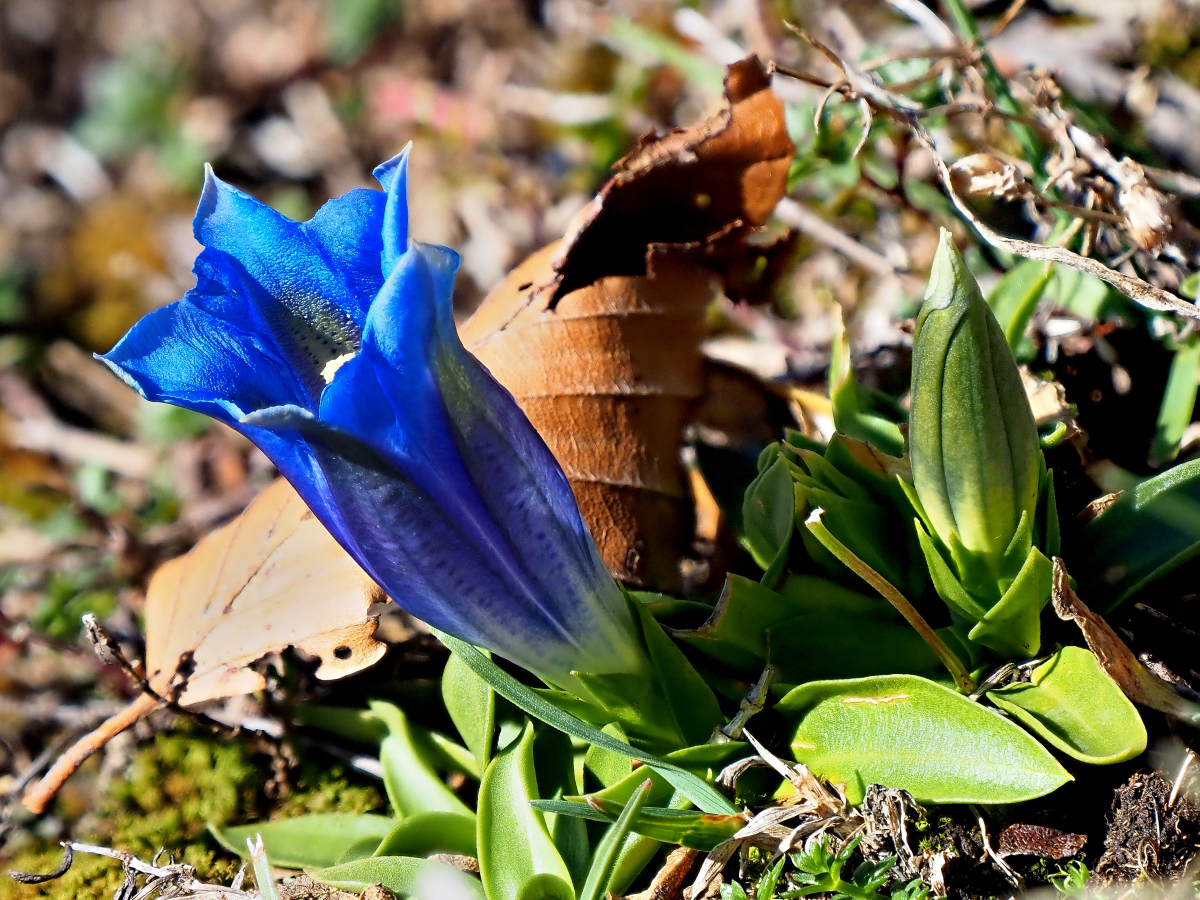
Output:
[{"xmin": 803, "ymin": 509, "xmax": 977, "ymax": 693}]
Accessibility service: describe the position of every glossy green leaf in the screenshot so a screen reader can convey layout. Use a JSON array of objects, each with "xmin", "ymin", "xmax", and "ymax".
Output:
[
  {"xmin": 530, "ymin": 798, "xmax": 745, "ymax": 851},
  {"xmin": 1150, "ymin": 336, "xmax": 1200, "ymax": 467},
  {"xmin": 581, "ymin": 742, "xmax": 749, "ymax": 807},
  {"xmin": 574, "ymin": 593, "xmax": 723, "ymax": 751},
  {"xmin": 437, "ymin": 635, "xmax": 737, "ymax": 815},
  {"xmin": 584, "ymin": 723, "xmax": 633, "ymax": 788},
  {"xmin": 310, "ymin": 855, "xmax": 485, "ymax": 898},
  {"xmin": 373, "ymin": 812, "xmax": 478, "ymax": 858},
  {"xmin": 209, "ymin": 814, "xmax": 394, "ymax": 869},
  {"xmin": 370, "ymin": 701, "xmax": 475, "ymax": 819},
  {"xmin": 777, "ymin": 674, "xmax": 1072, "ymax": 804},
  {"xmin": 987, "ymin": 646, "xmax": 1146, "ymax": 764},
  {"xmin": 1078, "ymin": 458, "xmax": 1200, "ymax": 610},
  {"xmin": 443, "ymin": 647, "xmax": 497, "ymax": 771},
  {"xmin": 742, "ymin": 452, "xmax": 796, "ymax": 571},
  {"xmin": 579, "ymin": 779, "xmax": 652, "ymax": 900},
  {"xmin": 478, "ymin": 721, "xmax": 574, "ymax": 900}
]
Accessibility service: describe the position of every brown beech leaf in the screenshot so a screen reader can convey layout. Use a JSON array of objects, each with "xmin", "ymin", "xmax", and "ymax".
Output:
[
  {"xmin": 461, "ymin": 55, "xmax": 794, "ymax": 589},
  {"xmin": 22, "ymin": 479, "xmax": 385, "ymax": 813}
]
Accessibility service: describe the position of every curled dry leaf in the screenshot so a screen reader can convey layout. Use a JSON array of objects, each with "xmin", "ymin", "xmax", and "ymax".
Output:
[
  {"xmin": 461, "ymin": 56, "xmax": 795, "ymax": 589},
  {"xmin": 22, "ymin": 479, "xmax": 386, "ymax": 814}
]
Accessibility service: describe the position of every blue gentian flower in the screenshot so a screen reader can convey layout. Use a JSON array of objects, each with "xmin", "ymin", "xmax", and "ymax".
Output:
[{"xmin": 100, "ymin": 148, "xmax": 646, "ymax": 685}]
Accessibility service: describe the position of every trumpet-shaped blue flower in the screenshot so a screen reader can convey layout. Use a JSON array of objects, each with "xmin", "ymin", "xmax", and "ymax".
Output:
[{"xmin": 100, "ymin": 149, "xmax": 647, "ymax": 685}]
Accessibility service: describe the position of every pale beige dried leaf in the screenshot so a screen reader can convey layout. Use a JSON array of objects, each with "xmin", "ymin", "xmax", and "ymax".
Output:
[{"xmin": 144, "ymin": 477, "xmax": 386, "ymax": 705}]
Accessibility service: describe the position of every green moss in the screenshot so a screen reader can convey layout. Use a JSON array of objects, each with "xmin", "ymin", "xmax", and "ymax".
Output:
[
  {"xmin": 2, "ymin": 731, "xmax": 257, "ymax": 900},
  {"xmin": 2, "ymin": 730, "xmax": 387, "ymax": 900},
  {"xmin": 273, "ymin": 764, "xmax": 384, "ymax": 819}
]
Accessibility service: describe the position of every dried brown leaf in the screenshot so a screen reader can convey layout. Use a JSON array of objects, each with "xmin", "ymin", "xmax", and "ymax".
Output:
[{"xmin": 460, "ymin": 56, "xmax": 794, "ymax": 588}]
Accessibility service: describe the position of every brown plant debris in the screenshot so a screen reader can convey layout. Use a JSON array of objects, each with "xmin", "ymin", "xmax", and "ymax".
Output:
[{"xmin": 1097, "ymin": 772, "xmax": 1200, "ymax": 881}]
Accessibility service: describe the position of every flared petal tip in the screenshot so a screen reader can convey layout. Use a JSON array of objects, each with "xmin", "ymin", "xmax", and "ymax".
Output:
[{"xmin": 93, "ymin": 351, "xmax": 147, "ymax": 399}]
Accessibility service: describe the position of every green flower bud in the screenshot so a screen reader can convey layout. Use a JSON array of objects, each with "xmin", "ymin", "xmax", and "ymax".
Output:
[{"xmin": 908, "ymin": 231, "xmax": 1040, "ymax": 582}]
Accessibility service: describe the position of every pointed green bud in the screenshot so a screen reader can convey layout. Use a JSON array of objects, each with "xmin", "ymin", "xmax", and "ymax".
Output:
[{"xmin": 908, "ymin": 231, "xmax": 1040, "ymax": 584}]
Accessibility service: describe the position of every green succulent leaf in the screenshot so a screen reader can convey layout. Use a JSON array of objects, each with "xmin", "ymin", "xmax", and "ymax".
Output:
[
  {"xmin": 965, "ymin": 546, "xmax": 1052, "ymax": 659},
  {"xmin": 373, "ymin": 811, "xmax": 479, "ymax": 859},
  {"xmin": 529, "ymin": 798, "xmax": 746, "ymax": 851},
  {"xmin": 437, "ymin": 634, "xmax": 738, "ymax": 815},
  {"xmin": 777, "ymin": 674, "xmax": 1072, "ymax": 804},
  {"xmin": 578, "ymin": 779, "xmax": 653, "ymax": 900},
  {"xmin": 477, "ymin": 721, "xmax": 575, "ymax": 900},
  {"xmin": 209, "ymin": 814, "xmax": 394, "ymax": 870},
  {"xmin": 309, "ymin": 855, "xmax": 486, "ymax": 898},
  {"xmin": 743, "ymin": 452, "xmax": 797, "ymax": 572},
  {"xmin": 987, "ymin": 646, "xmax": 1147, "ymax": 764},
  {"xmin": 443, "ymin": 648, "xmax": 498, "ymax": 772},
  {"xmin": 370, "ymin": 701, "xmax": 475, "ymax": 819}
]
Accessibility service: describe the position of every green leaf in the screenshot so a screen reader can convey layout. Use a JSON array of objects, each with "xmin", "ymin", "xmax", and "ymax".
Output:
[
  {"xmin": 580, "ymin": 743, "xmax": 749, "ymax": 807},
  {"xmin": 966, "ymin": 546, "xmax": 1052, "ymax": 659},
  {"xmin": 673, "ymin": 574, "xmax": 808, "ymax": 671},
  {"xmin": 1078, "ymin": 458, "xmax": 1200, "ymax": 610},
  {"xmin": 767, "ymin": 613, "xmax": 942, "ymax": 683},
  {"xmin": 435, "ymin": 637, "xmax": 737, "ymax": 815},
  {"xmin": 444, "ymin": 648, "xmax": 498, "ymax": 772},
  {"xmin": 584, "ymin": 723, "xmax": 633, "ymax": 788},
  {"xmin": 535, "ymin": 724, "xmax": 590, "ymax": 887},
  {"xmin": 529, "ymin": 799, "xmax": 744, "ymax": 851},
  {"xmin": 370, "ymin": 701, "xmax": 475, "ymax": 819},
  {"xmin": 579, "ymin": 779, "xmax": 653, "ymax": 900},
  {"xmin": 373, "ymin": 812, "xmax": 478, "ymax": 858},
  {"xmin": 829, "ymin": 306, "xmax": 905, "ymax": 457},
  {"xmin": 478, "ymin": 721, "xmax": 575, "ymax": 900},
  {"xmin": 742, "ymin": 453, "xmax": 796, "ymax": 571},
  {"xmin": 987, "ymin": 258, "xmax": 1054, "ymax": 351},
  {"xmin": 758, "ymin": 855, "xmax": 787, "ymax": 900},
  {"xmin": 309, "ymin": 855, "xmax": 485, "ymax": 898},
  {"xmin": 777, "ymin": 674, "xmax": 1072, "ymax": 804},
  {"xmin": 1150, "ymin": 336, "xmax": 1200, "ymax": 467},
  {"xmin": 209, "ymin": 814, "xmax": 395, "ymax": 869},
  {"xmin": 294, "ymin": 704, "xmax": 388, "ymax": 745},
  {"xmin": 987, "ymin": 646, "xmax": 1146, "ymax": 764}
]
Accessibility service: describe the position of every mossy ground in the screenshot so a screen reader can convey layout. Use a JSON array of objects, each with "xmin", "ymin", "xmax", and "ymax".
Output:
[{"xmin": 2, "ymin": 726, "xmax": 384, "ymax": 900}]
